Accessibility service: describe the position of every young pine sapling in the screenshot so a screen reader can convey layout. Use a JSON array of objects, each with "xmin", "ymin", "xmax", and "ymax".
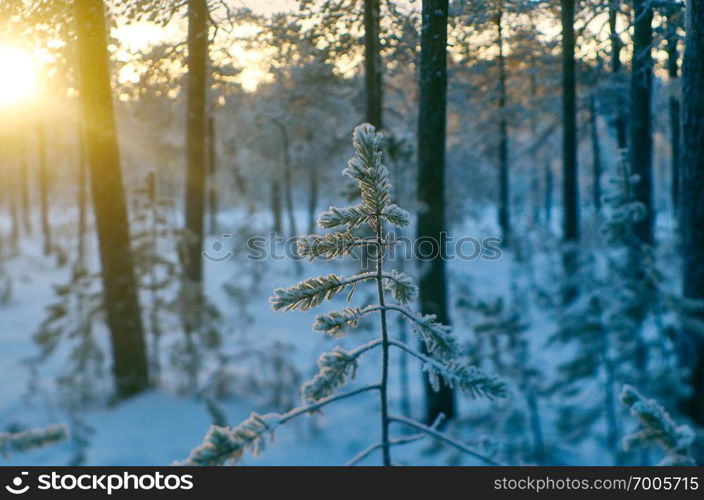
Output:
[{"xmin": 183, "ymin": 124, "xmax": 505, "ymax": 466}]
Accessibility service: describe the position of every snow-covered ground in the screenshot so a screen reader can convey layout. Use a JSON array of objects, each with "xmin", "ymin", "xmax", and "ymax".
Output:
[{"xmin": 0, "ymin": 208, "xmax": 558, "ymax": 466}]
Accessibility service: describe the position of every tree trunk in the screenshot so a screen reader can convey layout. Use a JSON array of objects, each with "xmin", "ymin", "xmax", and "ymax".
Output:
[
  {"xmin": 183, "ymin": 0, "xmax": 208, "ymax": 285},
  {"xmin": 417, "ymin": 0, "xmax": 455, "ymax": 423},
  {"xmin": 208, "ymin": 116, "xmax": 218, "ymax": 235},
  {"xmin": 308, "ymin": 165, "xmax": 318, "ymax": 235},
  {"xmin": 74, "ymin": 0, "xmax": 149, "ymax": 398},
  {"xmin": 666, "ymin": 9, "xmax": 681, "ymax": 212},
  {"xmin": 589, "ymin": 94, "xmax": 603, "ymax": 213},
  {"xmin": 77, "ymin": 121, "xmax": 88, "ymax": 267},
  {"xmin": 609, "ymin": 0, "xmax": 628, "ymax": 149},
  {"xmin": 681, "ymin": 0, "xmax": 704, "ymax": 425},
  {"xmin": 545, "ymin": 162, "xmax": 553, "ymax": 231},
  {"xmin": 631, "ymin": 0, "xmax": 654, "ymax": 245},
  {"xmin": 37, "ymin": 120, "xmax": 51, "ymax": 256},
  {"xmin": 271, "ymin": 180, "xmax": 283, "ymax": 234},
  {"xmin": 496, "ymin": 8, "xmax": 510, "ymax": 246},
  {"xmin": 364, "ymin": 0, "xmax": 383, "ymax": 129},
  {"xmin": 561, "ymin": 0, "xmax": 579, "ymax": 302},
  {"xmin": 19, "ymin": 131, "xmax": 31, "ymax": 235}
]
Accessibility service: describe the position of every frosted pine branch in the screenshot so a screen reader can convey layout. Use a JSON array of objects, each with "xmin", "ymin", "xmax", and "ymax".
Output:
[
  {"xmin": 382, "ymin": 270, "xmax": 418, "ymax": 304},
  {"xmin": 301, "ymin": 340, "xmax": 382, "ymax": 404},
  {"xmin": 389, "ymin": 339, "xmax": 505, "ymax": 399},
  {"xmin": 313, "ymin": 306, "xmax": 371, "ymax": 337},
  {"xmin": 181, "ymin": 384, "xmax": 380, "ymax": 466},
  {"xmin": 344, "ymin": 124, "xmax": 392, "ymax": 220},
  {"xmin": 620, "ymin": 385, "xmax": 695, "ymax": 466},
  {"xmin": 297, "ymin": 231, "xmax": 359, "ymax": 261},
  {"xmin": 270, "ymin": 273, "xmax": 373, "ymax": 312},
  {"xmin": 318, "ymin": 205, "xmax": 371, "ymax": 230},
  {"xmin": 0, "ymin": 424, "xmax": 68, "ymax": 456}
]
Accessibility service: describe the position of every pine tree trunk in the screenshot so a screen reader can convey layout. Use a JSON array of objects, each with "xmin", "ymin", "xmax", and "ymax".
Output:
[
  {"xmin": 631, "ymin": 0, "xmax": 654, "ymax": 245},
  {"xmin": 208, "ymin": 116, "xmax": 218, "ymax": 235},
  {"xmin": 308, "ymin": 166, "xmax": 318, "ymax": 235},
  {"xmin": 609, "ymin": 0, "xmax": 628, "ymax": 149},
  {"xmin": 77, "ymin": 121, "xmax": 88, "ymax": 267},
  {"xmin": 183, "ymin": 0, "xmax": 208, "ymax": 285},
  {"xmin": 417, "ymin": 0, "xmax": 455, "ymax": 423},
  {"xmin": 37, "ymin": 120, "xmax": 52, "ymax": 256},
  {"xmin": 496, "ymin": 8, "xmax": 510, "ymax": 246},
  {"xmin": 19, "ymin": 131, "xmax": 31, "ymax": 235},
  {"xmin": 561, "ymin": 0, "xmax": 579, "ymax": 302},
  {"xmin": 364, "ymin": 0, "xmax": 383, "ymax": 129},
  {"xmin": 666, "ymin": 9, "xmax": 681, "ymax": 212},
  {"xmin": 74, "ymin": 0, "xmax": 149, "ymax": 398},
  {"xmin": 271, "ymin": 180, "xmax": 283, "ymax": 234},
  {"xmin": 681, "ymin": 0, "xmax": 704, "ymax": 425},
  {"xmin": 545, "ymin": 161, "xmax": 553, "ymax": 231},
  {"xmin": 589, "ymin": 94, "xmax": 602, "ymax": 213}
]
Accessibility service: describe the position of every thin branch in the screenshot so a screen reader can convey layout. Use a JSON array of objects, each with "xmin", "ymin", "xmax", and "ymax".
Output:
[
  {"xmin": 389, "ymin": 414, "xmax": 503, "ymax": 466},
  {"xmin": 346, "ymin": 415, "xmax": 445, "ymax": 466}
]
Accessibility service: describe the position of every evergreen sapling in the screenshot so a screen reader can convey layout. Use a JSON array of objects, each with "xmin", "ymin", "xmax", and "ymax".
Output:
[{"xmin": 182, "ymin": 124, "xmax": 505, "ymax": 466}]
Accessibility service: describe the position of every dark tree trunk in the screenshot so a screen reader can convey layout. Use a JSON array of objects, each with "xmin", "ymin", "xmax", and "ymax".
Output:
[
  {"xmin": 496, "ymin": 8, "xmax": 510, "ymax": 246},
  {"xmin": 74, "ymin": 0, "xmax": 149, "ymax": 398},
  {"xmin": 364, "ymin": 0, "xmax": 383, "ymax": 129},
  {"xmin": 37, "ymin": 120, "xmax": 51, "ymax": 256},
  {"xmin": 681, "ymin": 0, "xmax": 704, "ymax": 425},
  {"xmin": 183, "ymin": 0, "xmax": 208, "ymax": 284},
  {"xmin": 208, "ymin": 116, "xmax": 218, "ymax": 235},
  {"xmin": 631, "ymin": 0, "xmax": 654, "ymax": 245},
  {"xmin": 609, "ymin": 0, "xmax": 628, "ymax": 149},
  {"xmin": 666, "ymin": 9, "xmax": 682, "ymax": 212},
  {"xmin": 308, "ymin": 166, "xmax": 318, "ymax": 235},
  {"xmin": 589, "ymin": 94, "xmax": 603, "ymax": 213},
  {"xmin": 417, "ymin": 0, "xmax": 455, "ymax": 423},
  {"xmin": 545, "ymin": 162, "xmax": 553, "ymax": 231},
  {"xmin": 561, "ymin": 0, "xmax": 579, "ymax": 302},
  {"xmin": 271, "ymin": 180, "xmax": 283, "ymax": 235},
  {"xmin": 77, "ymin": 121, "xmax": 88, "ymax": 267},
  {"xmin": 19, "ymin": 132, "xmax": 31, "ymax": 235}
]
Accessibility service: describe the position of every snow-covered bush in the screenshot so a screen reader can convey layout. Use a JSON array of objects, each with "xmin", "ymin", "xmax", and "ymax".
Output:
[
  {"xmin": 182, "ymin": 124, "xmax": 505, "ymax": 466},
  {"xmin": 621, "ymin": 385, "xmax": 695, "ymax": 466}
]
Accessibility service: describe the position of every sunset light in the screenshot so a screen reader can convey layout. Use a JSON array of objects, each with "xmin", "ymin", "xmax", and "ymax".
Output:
[{"xmin": 0, "ymin": 46, "xmax": 37, "ymax": 106}]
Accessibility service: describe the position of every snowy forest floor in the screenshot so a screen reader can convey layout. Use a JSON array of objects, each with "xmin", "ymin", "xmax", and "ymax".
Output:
[{"xmin": 0, "ymin": 207, "xmax": 678, "ymax": 466}]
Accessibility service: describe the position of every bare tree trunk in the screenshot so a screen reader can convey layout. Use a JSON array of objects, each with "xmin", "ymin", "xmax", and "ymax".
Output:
[
  {"xmin": 37, "ymin": 120, "xmax": 51, "ymax": 256},
  {"xmin": 496, "ymin": 8, "xmax": 510, "ymax": 246},
  {"xmin": 631, "ymin": 0, "xmax": 654, "ymax": 245},
  {"xmin": 19, "ymin": 131, "xmax": 31, "ymax": 235},
  {"xmin": 681, "ymin": 0, "xmax": 704, "ymax": 425},
  {"xmin": 561, "ymin": 0, "xmax": 579, "ymax": 303},
  {"xmin": 74, "ymin": 0, "xmax": 149, "ymax": 398},
  {"xmin": 77, "ymin": 121, "xmax": 88, "ymax": 267},
  {"xmin": 364, "ymin": 0, "xmax": 383, "ymax": 129},
  {"xmin": 207, "ymin": 116, "xmax": 218, "ymax": 235},
  {"xmin": 417, "ymin": 0, "xmax": 455, "ymax": 423},
  {"xmin": 589, "ymin": 94, "xmax": 603, "ymax": 213},
  {"xmin": 609, "ymin": 0, "xmax": 628, "ymax": 149},
  {"xmin": 183, "ymin": 0, "xmax": 208, "ymax": 285},
  {"xmin": 271, "ymin": 180, "xmax": 283, "ymax": 235},
  {"xmin": 545, "ymin": 162, "xmax": 553, "ymax": 231},
  {"xmin": 666, "ymin": 9, "xmax": 682, "ymax": 212},
  {"xmin": 308, "ymin": 166, "xmax": 318, "ymax": 235}
]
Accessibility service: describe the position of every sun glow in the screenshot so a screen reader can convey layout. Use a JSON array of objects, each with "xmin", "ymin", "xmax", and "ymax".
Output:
[{"xmin": 0, "ymin": 46, "xmax": 37, "ymax": 106}]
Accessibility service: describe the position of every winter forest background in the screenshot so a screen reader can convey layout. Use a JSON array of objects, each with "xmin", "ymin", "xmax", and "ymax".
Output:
[{"xmin": 0, "ymin": 0, "xmax": 703, "ymax": 466}]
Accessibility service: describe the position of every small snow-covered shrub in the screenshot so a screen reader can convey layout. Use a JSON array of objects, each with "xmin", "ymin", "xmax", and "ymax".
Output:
[
  {"xmin": 621, "ymin": 385, "xmax": 695, "ymax": 466},
  {"xmin": 182, "ymin": 124, "xmax": 504, "ymax": 466}
]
